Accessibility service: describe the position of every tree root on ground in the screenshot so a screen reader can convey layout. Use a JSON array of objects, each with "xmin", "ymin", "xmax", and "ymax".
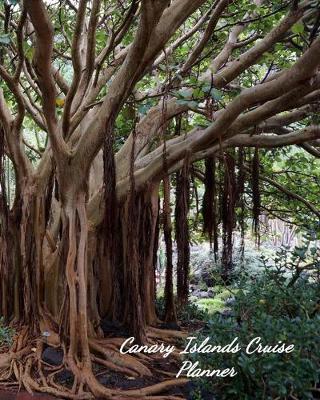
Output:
[
  {"xmin": 147, "ymin": 327, "xmax": 188, "ymax": 342},
  {"xmin": 89, "ymin": 339, "xmax": 152, "ymax": 377},
  {"xmin": 0, "ymin": 327, "xmax": 189, "ymax": 399}
]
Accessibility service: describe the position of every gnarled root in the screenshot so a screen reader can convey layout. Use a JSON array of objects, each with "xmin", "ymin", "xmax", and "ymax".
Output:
[
  {"xmin": 89, "ymin": 339, "xmax": 152, "ymax": 377},
  {"xmin": 0, "ymin": 326, "xmax": 189, "ymax": 399}
]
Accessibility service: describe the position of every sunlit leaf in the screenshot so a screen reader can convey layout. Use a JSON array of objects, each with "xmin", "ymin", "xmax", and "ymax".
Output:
[{"xmin": 55, "ymin": 97, "xmax": 65, "ymax": 107}]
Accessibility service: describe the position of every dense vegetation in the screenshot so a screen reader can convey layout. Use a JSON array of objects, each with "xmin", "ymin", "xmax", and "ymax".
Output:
[
  {"xmin": 183, "ymin": 246, "xmax": 320, "ymax": 399},
  {"xmin": 0, "ymin": 0, "xmax": 320, "ymax": 398}
]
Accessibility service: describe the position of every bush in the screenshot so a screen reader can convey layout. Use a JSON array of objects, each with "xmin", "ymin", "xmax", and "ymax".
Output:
[
  {"xmin": 188, "ymin": 273, "xmax": 320, "ymax": 400},
  {"xmin": 178, "ymin": 302, "xmax": 209, "ymax": 321},
  {"xmin": 155, "ymin": 295, "xmax": 209, "ymax": 322},
  {"xmin": 0, "ymin": 318, "xmax": 14, "ymax": 347}
]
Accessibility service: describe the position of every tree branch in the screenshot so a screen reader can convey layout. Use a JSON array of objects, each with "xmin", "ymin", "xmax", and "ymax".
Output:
[
  {"xmin": 75, "ymin": 0, "xmax": 171, "ymax": 165},
  {"xmin": 0, "ymin": 65, "xmax": 25, "ymax": 131},
  {"xmin": 206, "ymin": 5, "xmax": 307, "ymax": 87},
  {"xmin": 182, "ymin": 0, "xmax": 232, "ymax": 73},
  {"xmin": 61, "ymin": 0, "xmax": 88, "ymax": 136},
  {"xmin": 25, "ymin": 0, "xmax": 70, "ymax": 160},
  {"xmin": 244, "ymin": 164, "xmax": 320, "ymax": 219}
]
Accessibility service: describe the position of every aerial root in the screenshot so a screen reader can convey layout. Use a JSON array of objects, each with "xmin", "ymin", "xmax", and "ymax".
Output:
[{"xmin": 0, "ymin": 345, "xmax": 31, "ymax": 376}]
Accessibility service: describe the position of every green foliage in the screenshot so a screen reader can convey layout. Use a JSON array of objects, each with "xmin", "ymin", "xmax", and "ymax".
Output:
[
  {"xmin": 196, "ymin": 298, "xmax": 225, "ymax": 314},
  {"xmin": 291, "ymin": 22, "xmax": 304, "ymax": 35},
  {"xmin": 0, "ymin": 318, "xmax": 14, "ymax": 347},
  {"xmin": 259, "ymin": 148, "xmax": 320, "ymax": 236},
  {"xmin": 155, "ymin": 295, "xmax": 209, "ymax": 322},
  {"xmin": 198, "ymin": 281, "xmax": 208, "ymax": 291},
  {"xmin": 188, "ymin": 262, "xmax": 320, "ymax": 400},
  {"xmin": 0, "ymin": 34, "xmax": 10, "ymax": 45},
  {"xmin": 260, "ymin": 240, "xmax": 320, "ymax": 284},
  {"xmin": 178, "ymin": 302, "xmax": 209, "ymax": 322}
]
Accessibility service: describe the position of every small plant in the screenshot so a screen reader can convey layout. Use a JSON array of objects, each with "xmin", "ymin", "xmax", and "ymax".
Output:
[
  {"xmin": 156, "ymin": 295, "xmax": 210, "ymax": 322},
  {"xmin": 199, "ymin": 281, "xmax": 208, "ymax": 291},
  {"xmin": 178, "ymin": 302, "xmax": 209, "ymax": 321},
  {"xmin": 0, "ymin": 318, "xmax": 14, "ymax": 347}
]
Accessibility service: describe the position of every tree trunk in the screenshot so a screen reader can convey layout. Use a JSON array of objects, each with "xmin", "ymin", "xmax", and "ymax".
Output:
[{"xmin": 119, "ymin": 183, "xmax": 160, "ymax": 341}]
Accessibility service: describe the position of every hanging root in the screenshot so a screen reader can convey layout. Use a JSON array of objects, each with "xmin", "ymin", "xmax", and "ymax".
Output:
[
  {"xmin": 221, "ymin": 153, "xmax": 236, "ymax": 282},
  {"xmin": 175, "ymin": 159, "xmax": 190, "ymax": 306},
  {"xmin": 251, "ymin": 148, "xmax": 261, "ymax": 245},
  {"xmin": 202, "ymin": 157, "xmax": 219, "ymax": 258},
  {"xmin": 237, "ymin": 148, "xmax": 246, "ymax": 259},
  {"xmin": 163, "ymin": 176, "xmax": 178, "ymax": 325}
]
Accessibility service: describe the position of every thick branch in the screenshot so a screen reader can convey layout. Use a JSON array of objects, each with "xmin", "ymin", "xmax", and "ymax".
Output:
[
  {"xmin": 0, "ymin": 89, "xmax": 32, "ymax": 182},
  {"xmin": 25, "ymin": 0, "xmax": 70, "ymax": 159},
  {"xmin": 62, "ymin": 0, "xmax": 88, "ymax": 135},
  {"xmin": 0, "ymin": 65, "xmax": 25, "ymax": 131},
  {"xmin": 75, "ymin": 0, "xmax": 170, "ymax": 165},
  {"xmin": 207, "ymin": 6, "xmax": 306, "ymax": 87},
  {"xmin": 121, "ymin": 39, "xmax": 319, "ymax": 206}
]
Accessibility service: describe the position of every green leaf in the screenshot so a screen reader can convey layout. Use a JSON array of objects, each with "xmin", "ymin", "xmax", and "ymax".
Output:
[
  {"xmin": 192, "ymin": 88, "xmax": 204, "ymax": 98},
  {"xmin": 292, "ymin": 22, "xmax": 304, "ymax": 35},
  {"xmin": 210, "ymin": 88, "xmax": 222, "ymax": 101},
  {"xmin": 138, "ymin": 104, "xmax": 151, "ymax": 115},
  {"xmin": 176, "ymin": 99, "xmax": 189, "ymax": 105},
  {"xmin": 0, "ymin": 34, "xmax": 10, "ymax": 45},
  {"xmin": 274, "ymin": 43, "xmax": 283, "ymax": 52},
  {"xmin": 96, "ymin": 31, "xmax": 106, "ymax": 43},
  {"xmin": 202, "ymin": 85, "xmax": 211, "ymax": 94},
  {"xmin": 176, "ymin": 99, "xmax": 198, "ymax": 108},
  {"xmin": 178, "ymin": 89, "xmax": 193, "ymax": 99},
  {"xmin": 187, "ymin": 100, "xmax": 198, "ymax": 108},
  {"xmin": 310, "ymin": 247, "xmax": 317, "ymax": 255},
  {"xmin": 27, "ymin": 47, "xmax": 35, "ymax": 60}
]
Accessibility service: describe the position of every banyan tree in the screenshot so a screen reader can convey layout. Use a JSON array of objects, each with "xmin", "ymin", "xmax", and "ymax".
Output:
[{"xmin": 0, "ymin": 0, "xmax": 320, "ymax": 398}]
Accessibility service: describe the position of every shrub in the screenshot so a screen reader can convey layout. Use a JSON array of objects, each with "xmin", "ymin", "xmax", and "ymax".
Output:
[
  {"xmin": 178, "ymin": 302, "xmax": 209, "ymax": 321},
  {"xmin": 187, "ymin": 273, "xmax": 320, "ymax": 400},
  {"xmin": 155, "ymin": 295, "xmax": 209, "ymax": 322},
  {"xmin": 0, "ymin": 318, "xmax": 14, "ymax": 347}
]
